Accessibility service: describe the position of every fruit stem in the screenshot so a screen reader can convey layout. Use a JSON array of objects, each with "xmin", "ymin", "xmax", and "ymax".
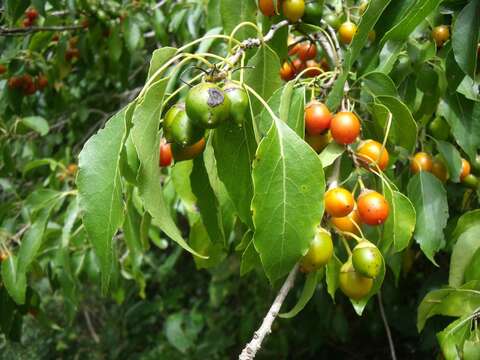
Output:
[
  {"xmin": 340, "ymin": 236, "xmax": 352, "ymax": 256},
  {"xmin": 377, "ymin": 292, "xmax": 398, "ymax": 360},
  {"xmin": 239, "ymin": 264, "xmax": 299, "ymax": 360},
  {"xmin": 339, "ymin": 231, "xmax": 364, "ymax": 244},
  {"xmin": 327, "ymin": 157, "xmax": 342, "ymax": 190}
]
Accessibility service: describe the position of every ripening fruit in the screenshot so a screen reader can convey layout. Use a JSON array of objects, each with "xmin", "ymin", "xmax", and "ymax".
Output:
[
  {"xmin": 0, "ymin": 64, "xmax": 6, "ymax": 75},
  {"xmin": 356, "ymin": 139, "xmax": 389, "ymax": 171},
  {"xmin": 172, "ymin": 138, "xmax": 206, "ymax": 162},
  {"xmin": 460, "ymin": 158, "xmax": 471, "ymax": 181},
  {"xmin": 299, "ymin": 228, "xmax": 334, "ymax": 273},
  {"xmin": 462, "ymin": 174, "xmax": 479, "ymax": 189},
  {"xmin": 292, "ymin": 58, "xmax": 306, "ymax": 74},
  {"xmin": 410, "ymin": 152, "xmax": 433, "ymax": 174},
  {"xmin": 305, "ymin": 131, "xmax": 331, "ymax": 153},
  {"xmin": 304, "ymin": 60, "xmax": 324, "ymax": 77},
  {"xmin": 159, "ymin": 142, "xmax": 173, "ymax": 167},
  {"xmin": 8, "ymin": 76, "xmax": 23, "ymax": 89},
  {"xmin": 297, "ymin": 42, "xmax": 317, "ymax": 61},
  {"xmin": 331, "ymin": 208, "xmax": 361, "ymax": 235},
  {"xmin": 325, "ymin": 187, "xmax": 355, "ymax": 217},
  {"xmin": 223, "ymin": 82, "xmax": 249, "ymax": 127},
  {"xmin": 431, "ymin": 156, "xmax": 448, "ymax": 182},
  {"xmin": 67, "ymin": 164, "xmax": 78, "ymax": 175},
  {"xmin": 22, "ymin": 18, "xmax": 32, "ymax": 28},
  {"xmin": 0, "ymin": 251, "xmax": 8, "ymax": 262},
  {"xmin": 36, "ymin": 75, "xmax": 48, "ymax": 90},
  {"xmin": 305, "ymin": 101, "xmax": 332, "ymax": 135},
  {"xmin": 339, "ymin": 261, "xmax": 373, "ymax": 300},
  {"xmin": 258, "ymin": 0, "xmax": 276, "ymax": 17},
  {"xmin": 280, "ymin": 61, "xmax": 296, "ymax": 81},
  {"xmin": 185, "ymin": 82, "xmax": 231, "ymax": 129},
  {"xmin": 65, "ymin": 48, "xmax": 80, "ymax": 61},
  {"xmin": 330, "ymin": 111, "xmax": 361, "ymax": 145},
  {"xmin": 22, "ymin": 75, "xmax": 36, "ymax": 95},
  {"xmin": 282, "ymin": 0, "xmax": 305, "ymax": 22},
  {"xmin": 352, "ymin": 241, "xmax": 382, "ymax": 278},
  {"xmin": 338, "ymin": 21, "xmax": 357, "ymax": 44},
  {"xmin": 357, "ymin": 190, "xmax": 389, "ymax": 226},
  {"xmin": 432, "ymin": 25, "xmax": 450, "ymax": 47},
  {"xmin": 165, "ymin": 108, "xmax": 205, "ymax": 146},
  {"xmin": 25, "ymin": 8, "xmax": 39, "ymax": 21}
]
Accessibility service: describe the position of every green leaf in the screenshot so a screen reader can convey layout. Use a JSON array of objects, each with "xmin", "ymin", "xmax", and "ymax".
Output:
[
  {"xmin": 131, "ymin": 81, "xmax": 204, "ymax": 258},
  {"xmin": 318, "ymin": 142, "xmax": 345, "ymax": 168},
  {"xmin": 373, "ymin": 96, "xmax": 417, "ymax": 152},
  {"xmin": 452, "ymin": 0, "xmax": 480, "ymax": 78},
  {"xmin": 240, "ymin": 233, "xmax": 261, "ymax": 276},
  {"xmin": 252, "ymin": 118, "xmax": 325, "ymax": 282},
  {"xmin": 279, "ymin": 269, "xmax": 323, "ymax": 319},
  {"xmin": 213, "ymin": 116, "xmax": 256, "ymax": 227},
  {"xmin": 78, "ymin": 109, "xmax": 128, "ymax": 293},
  {"xmin": 191, "ymin": 154, "xmax": 225, "ymax": 245},
  {"xmin": 4, "ymin": 0, "xmax": 29, "ymax": 24},
  {"xmin": 464, "ymin": 336, "xmax": 480, "ymax": 360},
  {"xmin": 244, "ymin": 45, "xmax": 282, "ymax": 116},
  {"xmin": 344, "ymin": 0, "xmax": 392, "ymax": 70},
  {"xmin": 376, "ymin": 40, "xmax": 404, "ymax": 74},
  {"xmin": 171, "ymin": 161, "xmax": 196, "ymax": 208},
  {"xmin": 449, "ymin": 226, "xmax": 480, "ymax": 287},
  {"xmin": 326, "ymin": 254, "xmax": 342, "ymax": 301},
  {"xmin": 360, "ymin": 72, "xmax": 398, "ymax": 97},
  {"xmin": 437, "ymin": 316, "xmax": 471, "ymax": 360},
  {"xmin": 164, "ymin": 313, "xmax": 193, "ymax": 354},
  {"xmin": 220, "ymin": 0, "xmax": 257, "ymax": 41},
  {"xmin": 383, "ymin": 188, "xmax": 416, "ymax": 253},
  {"xmin": 464, "ymin": 248, "xmax": 480, "ymax": 283},
  {"xmin": 189, "ymin": 220, "xmax": 226, "ymax": 269},
  {"xmin": 438, "ymin": 95, "xmax": 480, "ymax": 160},
  {"xmin": 17, "ymin": 202, "xmax": 57, "ymax": 273},
  {"xmin": 381, "ymin": 0, "xmax": 442, "ymax": 43},
  {"xmin": 407, "ymin": 172, "xmax": 449, "ymax": 265},
  {"xmin": 1, "ymin": 256, "xmax": 26, "ymax": 305},
  {"xmin": 21, "ymin": 116, "xmax": 49, "ymax": 136},
  {"xmin": 148, "ymin": 47, "xmax": 178, "ymax": 79},
  {"xmin": 435, "ymin": 140, "xmax": 462, "ymax": 183},
  {"xmin": 123, "ymin": 17, "xmax": 141, "ymax": 52},
  {"xmin": 108, "ymin": 27, "xmax": 123, "ymax": 62}
]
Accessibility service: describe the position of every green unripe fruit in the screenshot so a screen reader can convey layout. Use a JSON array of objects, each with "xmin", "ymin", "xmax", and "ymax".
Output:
[
  {"xmin": 339, "ymin": 261, "xmax": 373, "ymax": 300},
  {"xmin": 223, "ymin": 82, "xmax": 249, "ymax": 127},
  {"xmin": 324, "ymin": 13, "xmax": 342, "ymax": 30},
  {"xmin": 352, "ymin": 241, "xmax": 382, "ymax": 278},
  {"xmin": 163, "ymin": 103, "xmax": 184, "ymax": 143},
  {"xmin": 166, "ymin": 108, "xmax": 204, "ymax": 146},
  {"xmin": 303, "ymin": 0, "xmax": 324, "ymax": 24},
  {"xmin": 300, "ymin": 228, "xmax": 333, "ymax": 273},
  {"xmin": 185, "ymin": 82, "xmax": 231, "ymax": 129},
  {"xmin": 462, "ymin": 174, "xmax": 479, "ymax": 189},
  {"xmin": 428, "ymin": 116, "xmax": 450, "ymax": 141}
]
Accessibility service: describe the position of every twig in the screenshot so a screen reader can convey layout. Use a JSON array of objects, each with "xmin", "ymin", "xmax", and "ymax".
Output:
[
  {"xmin": 83, "ymin": 310, "xmax": 100, "ymax": 344},
  {"xmin": 239, "ymin": 264, "xmax": 299, "ymax": 360},
  {"xmin": 0, "ymin": 25, "xmax": 83, "ymax": 37},
  {"xmin": 327, "ymin": 157, "xmax": 342, "ymax": 189},
  {"xmin": 377, "ymin": 292, "xmax": 397, "ymax": 360},
  {"xmin": 222, "ymin": 20, "xmax": 289, "ymax": 76}
]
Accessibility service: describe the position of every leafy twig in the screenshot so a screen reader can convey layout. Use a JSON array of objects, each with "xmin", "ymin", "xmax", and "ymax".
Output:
[
  {"xmin": 0, "ymin": 25, "xmax": 83, "ymax": 37},
  {"xmin": 377, "ymin": 292, "xmax": 397, "ymax": 360},
  {"xmin": 239, "ymin": 264, "xmax": 299, "ymax": 360}
]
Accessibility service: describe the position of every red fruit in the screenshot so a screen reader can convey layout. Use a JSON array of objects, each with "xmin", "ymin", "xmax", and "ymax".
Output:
[
  {"xmin": 292, "ymin": 58, "xmax": 305, "ymax": 74},
  {"xmin": 330, "ymin": 111, "xmax": 361, "ymax": 145},
  {"xmin": 0, "ymin": 64, "xmax": 6, "ymax": 75},
  {"xmin": 22, "ymin": 75, "xmax": 37, "ymax": 95},
  {"xmin": 259, "ymin": 0, "xmax": 276, "ymax": 17},
  {"xmin": 460, "ymin": 158, "xmax": 471, "ymax": 181},
  {"xmin": 8, "ymin": 76, "xmax": 23, "ymax": 89},
  {"xmin": 36, "ymin": 75, "xmax": 48, "ymax": 90},
  {"xmin": 297, "ymin": 42, "xmax": 317, "ymax": 61},
  {"xmin": 304, "ymin": 60, "xmax": 323, "ymax": 77},
  {"xmin": 22, "ymin": 18, "xmax": 33, "ymax": 28},
  {"xmin": 52, "ymin": 34, "xmax": 59, "ymax": 42},
  {"xmin": 280, "ymin": 61, "xmax": 296, "ymax": 81},
  {"xmin": 305, "ymin": 101, "xmax": 332, "ymax": 135},
  {"xmin": 25, "ymin": 8, "xmax": 39, "ymax": 21},
  {"xmin": 65, "ymin": 48, "xmax": 80, "ymax": 61},
  {"xmin": 159, "ymin": 142, "xmax": 173, "ymax": 167},
  {"xmin": 357, "ymin": 190, "xmax": 389, "ymax": 226}
]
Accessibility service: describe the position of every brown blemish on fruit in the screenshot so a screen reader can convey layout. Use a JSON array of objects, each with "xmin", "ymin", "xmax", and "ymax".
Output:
[{"xmin": 207, "ymin": 88, "xmax": 225, "ymax": 107}]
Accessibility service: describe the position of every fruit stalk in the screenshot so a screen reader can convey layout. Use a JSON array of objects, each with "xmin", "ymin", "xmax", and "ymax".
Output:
[
  {"xmin": 239, "ymin": 264, "xmax": 299, "ymax": 360},
  {"xmin": 377, "ymin": 292, "xmax": 397, "ymax": 360}
]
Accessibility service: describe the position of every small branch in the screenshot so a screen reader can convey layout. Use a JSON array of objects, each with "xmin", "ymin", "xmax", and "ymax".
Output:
[
  {"xmin": 377, "ymin": 292, "xmax": 397, "ymax": 360},
  {"xmin": 83, "ymin": 310, "xmax": 100, "ymax": 344},
  {"xmin": 0, "ymin": 25, "xmax": 83, "ymax": 37},
  {"xmin": 239, "ymin": 264, "xmax": 299, "ymax": 360},
  {"xmin": 327, "ymin": 157, "xmax": 342, "ymax": 189}
]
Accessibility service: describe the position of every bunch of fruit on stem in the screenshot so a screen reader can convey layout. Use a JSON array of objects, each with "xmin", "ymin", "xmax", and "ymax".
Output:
[{"xmin": 159, "ymin": 81, "xmax": 248, "ymax": 167}]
